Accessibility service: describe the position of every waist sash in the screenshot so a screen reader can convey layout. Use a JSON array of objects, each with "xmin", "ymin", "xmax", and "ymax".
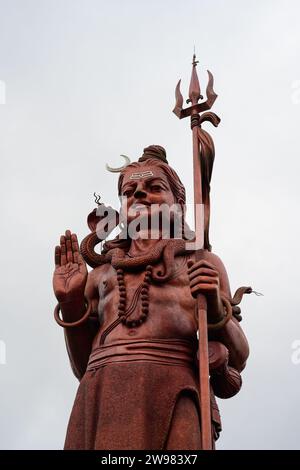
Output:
[{"xmin": 87, "ymin": 338, "xmax": 197, "ymax": 371}]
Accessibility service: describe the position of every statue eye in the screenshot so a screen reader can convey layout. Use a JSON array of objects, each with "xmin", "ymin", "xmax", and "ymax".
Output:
[
  {"xmin": 123, "ymin": 189, "xmax": 134, "ymax": 197},
  {"xmin": 150, "ymin": 185, "xmax": 162, "ymax": 192}
]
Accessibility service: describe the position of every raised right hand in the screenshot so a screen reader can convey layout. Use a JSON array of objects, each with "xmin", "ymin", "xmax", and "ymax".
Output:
[{"xmin": 53, "ymin": 230, "xmax": 88, "ymax": 304}]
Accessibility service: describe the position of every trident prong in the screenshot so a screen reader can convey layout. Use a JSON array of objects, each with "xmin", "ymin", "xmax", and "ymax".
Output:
[{"xmin": 173, "ymin": 56, "xmax": 218, "ymax": 120}]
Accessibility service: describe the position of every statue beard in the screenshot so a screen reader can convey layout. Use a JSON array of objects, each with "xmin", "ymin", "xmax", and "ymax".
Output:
[{"xmin": 119, "ymin": 204, "xmax": 186, "ymax": 241}]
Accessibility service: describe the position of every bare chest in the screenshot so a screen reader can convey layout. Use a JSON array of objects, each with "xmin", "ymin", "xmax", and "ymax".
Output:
[{"xmin": 95, "ymin": 256, "xmax": 197, "ymax": 345}]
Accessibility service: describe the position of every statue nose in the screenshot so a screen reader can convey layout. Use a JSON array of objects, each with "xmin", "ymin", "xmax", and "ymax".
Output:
[{"xmin": 134, "ymin": 187, "xmax": 147, "ymax": 199}]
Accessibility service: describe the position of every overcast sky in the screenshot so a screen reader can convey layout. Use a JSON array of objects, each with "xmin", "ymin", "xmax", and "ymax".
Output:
[{"xmin": 1, "ymin": 0, "xmax": 300, "ymax": 450}]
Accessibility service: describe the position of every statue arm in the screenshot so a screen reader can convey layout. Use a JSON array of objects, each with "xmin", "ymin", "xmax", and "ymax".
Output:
[
  {"xmin": 53, "ymin": 231, "xmax": 101, "ymax": 380},
  {"xmin": 207, "ymin": 253, "xmax": 249, "ymax": 372},
  {"xmin": 61, "ymin": 270, "xmax": 100, "ymax": 380}
]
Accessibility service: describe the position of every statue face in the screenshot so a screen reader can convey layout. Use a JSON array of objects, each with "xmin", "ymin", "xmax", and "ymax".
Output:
[{"xmin": 120, "ymin": 166, "xmax": 176, "ymax": 225}]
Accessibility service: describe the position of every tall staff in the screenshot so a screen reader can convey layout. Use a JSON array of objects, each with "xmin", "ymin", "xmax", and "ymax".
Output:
[{"xmin": 173, "ymin": 54, "xmax": 220, "ymax": 450}]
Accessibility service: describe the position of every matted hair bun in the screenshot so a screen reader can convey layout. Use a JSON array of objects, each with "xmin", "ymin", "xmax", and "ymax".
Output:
[{"xmin": 138, "ymin": 145, "xmax": 168, "ymax": 164}]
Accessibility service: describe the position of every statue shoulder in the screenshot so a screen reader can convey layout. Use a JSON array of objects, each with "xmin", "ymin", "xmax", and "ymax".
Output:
[
  {"xmin": 192, "ymin": 249, "xmax": 226, "ymax": 270},
  {"xmin": 87, "ymin": 263, "xmax": 111, "ymax": 286},
  {"xmin": 205, "ymin": 251, "xmax": 226, "ymax": 271},
  {"xmin": 85, "ymin": 263, "xmax": 111, "ymax": 302}
]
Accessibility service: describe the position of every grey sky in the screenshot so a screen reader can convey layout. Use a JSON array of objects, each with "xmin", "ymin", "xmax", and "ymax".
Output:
[{"xmin": 0, "ymin": 0, "xmax": 300, "ymax": 449}]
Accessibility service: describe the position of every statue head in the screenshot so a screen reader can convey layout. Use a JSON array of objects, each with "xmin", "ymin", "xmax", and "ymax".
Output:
[
  {"xmin": 119, "ymin": 146, "xmax": 184, "ymax": 199},
  {"xmin": 102, "ymin": 145, "xmax": 194, "ymax": 253},
  {"xmin": 118, "ymin": 146, "xmax": 186, "ymax": 226}
]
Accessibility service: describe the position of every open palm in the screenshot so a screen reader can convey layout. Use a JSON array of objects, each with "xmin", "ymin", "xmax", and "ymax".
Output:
[{"xmin": 53, "ymin": 230, "xmax": 88, "ymax": 303}]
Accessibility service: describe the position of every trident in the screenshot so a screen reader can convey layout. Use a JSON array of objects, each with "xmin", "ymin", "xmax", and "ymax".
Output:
[{"xmin": 173, "ymin": 54, "xmax": 220, "ymax": 450}]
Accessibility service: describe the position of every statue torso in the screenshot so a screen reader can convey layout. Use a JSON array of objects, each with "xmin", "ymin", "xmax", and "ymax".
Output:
[{"xmin": 91, "ymin": 254, "xmax": 198, "ymax": 348}]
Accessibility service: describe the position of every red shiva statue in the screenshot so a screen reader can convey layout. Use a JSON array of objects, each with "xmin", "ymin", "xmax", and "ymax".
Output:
[{"xmin": 53, "ymin": 143, "xmax": 251, "ymax": 449}]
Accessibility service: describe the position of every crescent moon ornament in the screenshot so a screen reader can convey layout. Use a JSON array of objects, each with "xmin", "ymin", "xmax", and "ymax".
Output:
[{"xmin": 106, "ymin": 154, "xmax": 131, "ymax": 173}]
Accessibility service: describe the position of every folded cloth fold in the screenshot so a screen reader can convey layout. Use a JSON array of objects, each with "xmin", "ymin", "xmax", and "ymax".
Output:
[{"xmin": 87, "ymin": 338, "xmax": 198, "ymax": 371}]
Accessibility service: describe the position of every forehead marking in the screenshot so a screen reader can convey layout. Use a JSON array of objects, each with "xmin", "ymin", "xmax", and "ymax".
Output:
[{"xmin": 129, "ymin": 170, "xmax": 154, "ymax": 180}]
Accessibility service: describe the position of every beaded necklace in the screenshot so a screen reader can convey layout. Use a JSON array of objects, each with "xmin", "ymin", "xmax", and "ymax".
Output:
[{"xmin": 116, "ymin": 265, "xmax": 153, "ymax": 328}]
